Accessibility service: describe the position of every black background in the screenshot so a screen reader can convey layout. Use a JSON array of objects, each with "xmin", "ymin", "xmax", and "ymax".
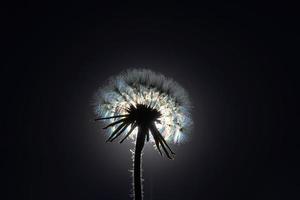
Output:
[{"xmin": 2, "ymin": 2, "xmax": 299, "ymax": 200}]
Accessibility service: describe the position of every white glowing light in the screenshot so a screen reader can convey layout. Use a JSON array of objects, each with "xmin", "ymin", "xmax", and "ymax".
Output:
[{"xmin": 94, "ymin": 69, "xmax": 193, "ymax": 144}]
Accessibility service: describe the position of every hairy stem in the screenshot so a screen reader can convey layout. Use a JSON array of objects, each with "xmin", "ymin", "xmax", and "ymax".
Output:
[{"xmin": 133, "ymin": 126, "xmax": 146, "ymax": 200}]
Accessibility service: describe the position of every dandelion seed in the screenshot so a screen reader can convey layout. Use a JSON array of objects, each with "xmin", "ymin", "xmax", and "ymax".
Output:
[{"xmin": 93, "ymin": 68, "xmax": 193, "ymax": 200}]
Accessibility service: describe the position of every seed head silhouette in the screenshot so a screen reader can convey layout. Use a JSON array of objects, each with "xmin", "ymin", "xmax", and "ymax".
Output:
[{"xmin": 94, "ymin": 69, "xmax": 193, "ymax": 200}]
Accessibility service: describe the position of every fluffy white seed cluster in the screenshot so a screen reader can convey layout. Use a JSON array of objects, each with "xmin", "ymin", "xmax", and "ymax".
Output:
[{"xmin": 94, "ymin": 69, "xmax": 193, "ymax": 143}]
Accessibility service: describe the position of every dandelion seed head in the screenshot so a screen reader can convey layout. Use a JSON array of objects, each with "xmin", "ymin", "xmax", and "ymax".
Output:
[{"xmin": 94, "ymin": 69, "xmax": 193, "ymax": 144}]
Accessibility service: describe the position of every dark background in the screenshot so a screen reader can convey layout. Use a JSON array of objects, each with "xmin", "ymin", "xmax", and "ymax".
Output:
[{"xmin": 2, "ymin": 2, "xmax": 299, "ymax": 200}]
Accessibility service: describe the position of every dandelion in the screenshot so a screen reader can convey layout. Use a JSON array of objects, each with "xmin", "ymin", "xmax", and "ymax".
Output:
[{"xmin": 94, "ymin": 69, "xmax": 193, "ymax": 200}]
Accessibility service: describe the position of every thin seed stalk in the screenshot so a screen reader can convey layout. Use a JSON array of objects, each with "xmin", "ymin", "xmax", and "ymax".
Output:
[{"xmin": 133, "ymin": 126, "xmax": 146, "ymax": 200}]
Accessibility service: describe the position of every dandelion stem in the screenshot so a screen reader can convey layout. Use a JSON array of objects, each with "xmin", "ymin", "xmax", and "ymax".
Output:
[{"xmin": 133, "ymin": 125, "xmax": 146, "ymax": 200}]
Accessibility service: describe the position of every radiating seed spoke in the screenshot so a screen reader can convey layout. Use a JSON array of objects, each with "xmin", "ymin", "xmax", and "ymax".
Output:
[
  {"xmin": 120, "ymin": 123, "xmax": 137, "ymax": 143},
  {"xmin": 94, "ymin": 114, "xmax": 128, "ymax": 121},
  {"xmin": 153, "ymin": 134, "xmax": 163, "ymax": 156},
  {"xmin": 110, "ymin": 123, "xmax": 130, "ymax": 142},
  {"xmin": 103, "ymin": 118, "xmax": 126, "ymax": 129},
  {"xmin": 150, "ymin": 126, "xmax": 163, "ymax": 156},
  {"xmin": 157, "ymin": 132, "xmax": 175, "ymax": 155},
  {"xmin": 106, "ymin": 123, "xmax": 127, "ymax": 143},
  {"xmin": 159, "ymin": 138, "xmax": 172, "ymax": 159},
  {"xmin": 151, "ymin": 124, "xmax": 174, "ymax": 159},
  {"xmin": 152, "ymin": 124, "xmax": 175, "ymax": 155}
]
